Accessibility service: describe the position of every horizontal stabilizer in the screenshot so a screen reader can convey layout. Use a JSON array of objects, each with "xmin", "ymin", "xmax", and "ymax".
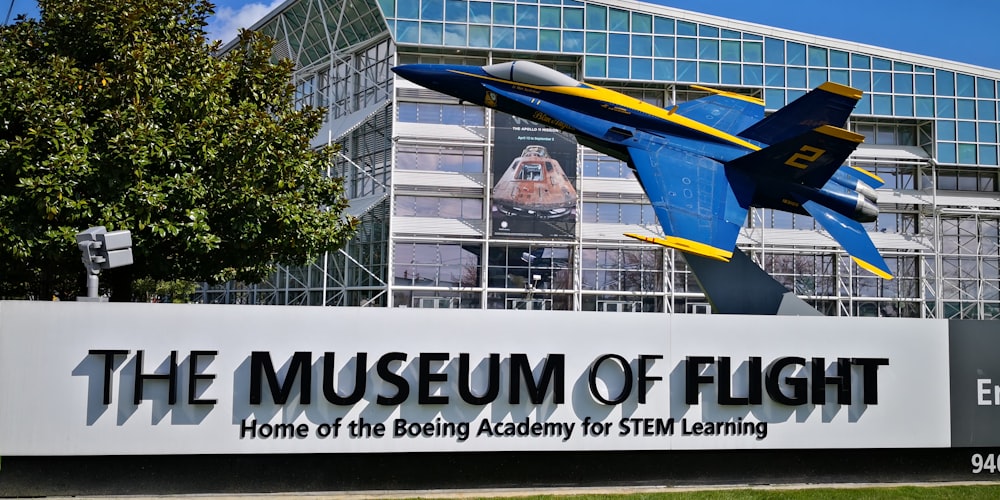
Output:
[
  {"xmin": 739, "ymin": 82, "xmax": 862, "ymax": 146},
  {"xmin": 802, "ymin": 200, "xmax": 893, "ymax": 279}
]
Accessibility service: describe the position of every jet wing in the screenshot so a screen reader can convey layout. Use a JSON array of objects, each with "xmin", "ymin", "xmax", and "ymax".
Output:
[
  {"xmin": 674, "ymin": 86, "xmax": 764, "ymax": 137},
  {"xmin": 625, "ymin": 141, "xmax": 750, "ymax": 262},
  {"xmin": 802, "ymin": 200, "xmax": 893, "ymax": 279}
]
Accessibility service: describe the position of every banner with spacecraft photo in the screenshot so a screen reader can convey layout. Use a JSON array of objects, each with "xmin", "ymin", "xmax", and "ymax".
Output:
[{"xmin": 491, "ymin": 112, "xmax": 579, "ymax": 239}]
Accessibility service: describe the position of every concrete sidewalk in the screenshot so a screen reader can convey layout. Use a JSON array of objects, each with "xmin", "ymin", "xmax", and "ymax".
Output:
[{"xmin": 43, "ymin": 481, "xmax": 1000, "ymax": 500}]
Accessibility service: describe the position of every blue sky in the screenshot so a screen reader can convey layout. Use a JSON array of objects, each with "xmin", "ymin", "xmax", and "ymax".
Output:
[{"xmin": 4, "ymin": 0, "xmax": 999, "ymax": 70}]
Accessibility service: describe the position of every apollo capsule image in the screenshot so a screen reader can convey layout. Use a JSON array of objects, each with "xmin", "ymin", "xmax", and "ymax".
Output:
[{"xmin": 492, "ymin": 145, "xmax": 578, "ymax": 220}]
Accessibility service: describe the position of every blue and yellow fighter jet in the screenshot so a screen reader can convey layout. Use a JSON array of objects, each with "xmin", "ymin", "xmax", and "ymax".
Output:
[{"xmin": 392, "ymin": 61, "xmax": 892, "ymax": 279}]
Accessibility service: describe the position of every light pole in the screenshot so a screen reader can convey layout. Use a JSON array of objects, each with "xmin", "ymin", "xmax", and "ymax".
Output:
[{"xmin": 76, "ymin": 226, "xmax": 133, "ymax": 302}]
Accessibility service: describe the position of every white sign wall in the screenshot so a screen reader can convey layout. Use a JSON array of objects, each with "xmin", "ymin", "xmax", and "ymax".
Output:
[{"xmin": 0, "ymin": 301, "xmax": 951, "ymax": 455}]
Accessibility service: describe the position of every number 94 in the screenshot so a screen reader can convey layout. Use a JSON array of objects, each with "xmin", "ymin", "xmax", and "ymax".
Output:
[{"xmin": 971, "ymin": 453, "xmax": 997, "ymax": 474}]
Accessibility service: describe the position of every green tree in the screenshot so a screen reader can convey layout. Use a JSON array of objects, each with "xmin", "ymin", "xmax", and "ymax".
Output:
[{"xmin": 0, "ymin": 0, "xmax": 357, "ymax": 300}]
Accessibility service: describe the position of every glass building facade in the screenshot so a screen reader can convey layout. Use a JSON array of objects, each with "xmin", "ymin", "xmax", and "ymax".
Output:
[{"xmin": 202, "ymin": 0, "xmax": 1000, "ymax": 319}]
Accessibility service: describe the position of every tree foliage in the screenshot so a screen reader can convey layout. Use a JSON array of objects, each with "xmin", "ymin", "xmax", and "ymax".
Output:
[{"xmin": 0, "ymin": 0, "xmax": 357, "ymax": 299}]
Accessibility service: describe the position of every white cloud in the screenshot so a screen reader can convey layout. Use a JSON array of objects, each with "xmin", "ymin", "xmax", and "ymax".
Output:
[{"xmin": 206, "ymin": 0, "xmax": 286, "ymax": 44}]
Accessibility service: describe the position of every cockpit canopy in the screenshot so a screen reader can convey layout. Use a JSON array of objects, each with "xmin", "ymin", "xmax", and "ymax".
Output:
[{"xmin": 483, "ymin": 61, "xmax": 580, "ymax": 87}]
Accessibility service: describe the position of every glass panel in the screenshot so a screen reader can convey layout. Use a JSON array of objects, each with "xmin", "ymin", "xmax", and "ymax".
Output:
[
  {"xmin": 873, "ymin": 57, "xmax": 891, "ymax": 70},
  {"xmin": 493, "ymin": 3, "xmax": 514, "ymax": 24},
  {"xmin": 632, "ymin": 58, "xmax": 652, "ymax": 80},
  {"xmin": 938, "ymin": 142, "xmax": 956, "ymax": 163},
  {"xmin": 830, "ymin": 69, "xmax": 849, "ymax": 85},
  {"xmin": 915, "ymin": 74, "xmax": 934, "ymax": 95},
  {"xmin": 980, "ymin": 122, "xmax": 998, "ymax": 143},
  {"xmin": 787, "ymin": 67, "xmax": 806, "ymax": 88},
  {"xmin": 765, "ymin": 65, "xmax": 784, "ymax": 86},
  {"xmin": 676, "ymin": 20, "xmax": 696, "ymax": 36},
  {"xmin": 609, "ymin": 33, "xmax": 629, "ymax": 55},
  {"xmin": 515, "ymin": 28, "xmax": 537, "ymax": 50},
  {"xmin": 830, "ymin": 50, "xmax": 849, "ymax": 68},
  {"xmin": 516, "ymin": 4, "xmax": 537, "ymax": 26},
  {"xmin": 958, "ymin": 121, "xmax": 976, "ymax": 141},
  {"xmin": 851, "ymin": 53, "xmax": 870, "ymax": 69},
  {"xmin": 654, "ymin": 36, "xmax": 674, "ymax": 57},
  {"xmin": 873, "ymin": 72, "xmax": 891, "ymax": 93},
  {"xmin": 808, "ymin": 46, "xmax": 827, "ymax": 66},
  {"xmin": 632, "ymin": 12, "xmax": 652, "ymax": 33},
  {"xmin": 894, "ymin": 96, "xmax": 913, "ymax": 116},
  {"xmin": 539, "ymin": 29, "xmax": 559, "ymax": 51},
  {"xmin": 563, "ymin": 7, "xmax": 583, "ymax": 29},
  {"xmin": 873, "ymin": 94, "xmax": 892, "ymax": 115},
  {"xmin": 894, "ymin": 73, "xmax": 913, "ymax": 93},
  {"xmin": 399, "ymin": 0, "xmax": 419, "ymax": 17},
  {"xmin": 562, "ymin": 31, "xmax": 583, "ymax": 52},
  {"xmin": 585, "ymin": 55, "xmax": 606, "ymax": 78},
  {"xmin": 677, "ymin": 37, "xmax": 697, "ymax": 59},
  {"xmin": 444, "ymin": 23, "xmax": 466, "ymax": 45},
  {"xmin": 609, "ymin": 57, "xmax": 629, "ymax": 79},
  {"xmin": 937, "ymin": 70, "xmax": 955, "ymax": 96},
  {"xmin": 586, "ymin": 32, "xmax": 607, "ymax": 53},
  {"xmin": 695, "ymin": 38, "xmax": 719, "ymax": 61},
  {"xmin": 978, "ymin": 100, "xmax": 997, "ymax": 120},
  {"xmin": 808, "ymin": 68, "xmax": 827, "ymax": 88},
  {"xmin": 915, "ymin": 96, "xmax": 934, "ymax": 117},
  {"xmin": 938, "ymin": 120, "xmax": 955, "ymax": 140},
  {"xmin": 420, "ymin": 22, "xmax": 443, "ymax": 44},
  {"xmin": 699, "ymin": 24, "xmax": 719, "ymax": 37},
  {"xmin": 958, "ymin": 143, "xmax": 977, "ymax": 164},
  {"xmin": 977, "ymin": 77, "xmax": 997, "ymax": 98},
  {"xmin": 609, "ymin": 7, "xmax": 629, "ymax": 31},
  {"xmin": 956, "ymin": 73, "xmax": 975, "ymax": 97},
  {"xmin": 787, "ymin": 42, "xmax": 805, "ymax": 65},
  {"xmin": 421, "ymin": 0, "xmax": 444, "ymax": 19},
  {"xmin": 445, "ymin": 0, "xmax": 467, "ymax": 22},
  {"xmin": 493, "ymin": 26, "xmax": 513, "ymax": 48},
  {"xmin": 764, "ymin": 38, "xmax": 784, "ymax": 64},
  {"xmin": 744, "ymin": 41, "xmax": 762, "ymax": 63},
  {"xmin": 957, "ymin": 99, "xmax": 975, "ymax": 119},
  {"xmin": 937, "ymin": 98, "xmax": 955, "ymax": 118},
  {"xmin": 981, "ymin": 145, "xmax": 999, "ymax": 166},
  {"xmin": 699, "ymin": 62, "xmax": 719, "ymax": 83},
  {"xmin": 855, "ymin": 94, "xmax": 871, "ymax": 114},
  {"xmin": 677, "ymin": 60, "xmax": 696, "ymax": 82},
  {"xmin": 654, "ymin": 16, "xmax": 674, "ymax": 34},
  {"xmin": 539, "ymin": 6, "xmax": 559, "ymax": 27},
  {"xmin": 765, "ymin": 88, "xmax": 785, "ymax": 109},
  {"xmin": 396, "ymin": 21, "xmax": 419, "ymax": 42},
  {"xmin": 721, "ymin": 40, "xmax": 740, "ymax": 61},
  {"xmin": 654, "ymin": 59, "xmax": 674, "ymax": 80},
  {"xmin": 469, "ymin": 1, "xmax": 490, "ymax": 22},
  {"xmin": 632, "ymin": 34, "xmax": 652, "ymax": 56},
  {"xmin": 851, "ymin": 70, "xmax": 871, "ymax": 91},
  {"xmin": 722, "ymin": 63, "xmax": 740, "ymax": 85},
  {"xmin": 585, "ymin": 4, "xmax": 606, "ymax": 30},
  {"xmin": 743, "ymin": 65, "xmax": 763, "ymax": 86}
]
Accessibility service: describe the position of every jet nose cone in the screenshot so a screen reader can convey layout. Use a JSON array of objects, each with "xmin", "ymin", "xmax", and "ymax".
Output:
[{"xmin": 391, "ymin": 64, "xmax": 444, "ymax": 88}]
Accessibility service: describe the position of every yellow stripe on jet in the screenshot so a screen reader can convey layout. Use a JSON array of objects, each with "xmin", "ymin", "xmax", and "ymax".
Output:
[
  {"xmin": 815, "ymin": 124, "xmax": 865, "ymax": 143},
  {"xmin": 624, "ymin": 233, "xmax": 733, "ymax": 262},
  {"xmin": 448, "ymin": 69, "xmax": 762, "ymax": 152},
  {"xmin": 818, "ymin": 82, "xmax": 864, "ymax": 100},
  {"xmin": 690, "ymin": 85, "xmax": 765, "ymax": 106},
  {"xmin": 850, "ymin": 166, "xmax": 886, "ymax": 185},
  {"xmin": 852, "ymin": 257, "xmax": 894, "ymax": 280}
]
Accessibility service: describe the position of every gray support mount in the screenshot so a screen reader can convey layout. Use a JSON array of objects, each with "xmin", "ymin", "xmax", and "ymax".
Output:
[{"xmin": 684, "ymin": 248, "xmax": 822, "ymax": 316}]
